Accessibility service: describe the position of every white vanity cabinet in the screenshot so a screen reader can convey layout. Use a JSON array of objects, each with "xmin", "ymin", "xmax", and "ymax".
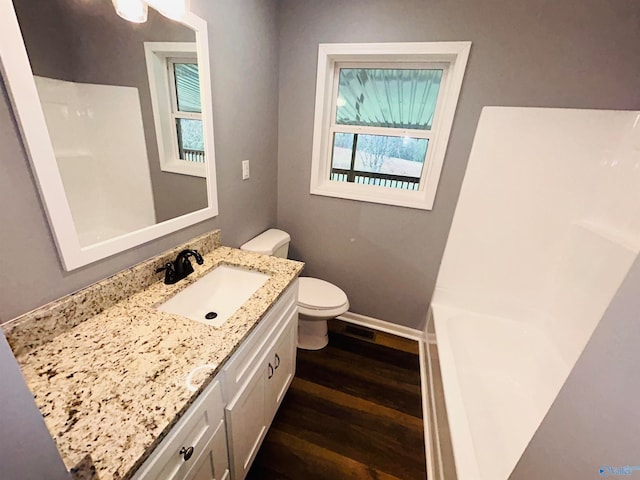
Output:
[
  {"xmin": 222, "ymin": 282, "xmax": 298, "ymax": 480},
  {"xmin": 131, "ymin": 380, "xmax": 230, "ymax": 480},
  {"xmin": 132, "ymin": 280, "xmax": 298, "ymax": 480}
]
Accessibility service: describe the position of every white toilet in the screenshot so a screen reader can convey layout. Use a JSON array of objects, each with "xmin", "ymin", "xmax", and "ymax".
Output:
[{"xmin": 240, "ymin": 229, "xmax": 349, "ymax": 350}]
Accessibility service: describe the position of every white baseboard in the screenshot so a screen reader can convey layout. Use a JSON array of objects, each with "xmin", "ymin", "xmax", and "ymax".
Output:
[
  {"xmin": 336, "ymin": 311, "xmax": 425, "ymax": 341},
  {"xmin": 423, "ymin": 309, "xmax": 442, "ymax": 478},
  {"xmin": 420, "ymin": 339, "xmax": 437, "ymax": 480},
  {"xmin": 426, "ymin": 338, "xmax": 446, "ymax": 480}
]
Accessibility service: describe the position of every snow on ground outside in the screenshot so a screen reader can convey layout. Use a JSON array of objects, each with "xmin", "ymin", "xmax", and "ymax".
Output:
[{"xmin": 332, "ymin": 147, "xmax": 424, "ymax": 177}]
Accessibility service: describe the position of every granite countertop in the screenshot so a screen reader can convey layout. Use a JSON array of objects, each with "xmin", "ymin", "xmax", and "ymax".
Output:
[{"xmin": 7, "ymin": 240, "xmax": 303, "ymax": 480}]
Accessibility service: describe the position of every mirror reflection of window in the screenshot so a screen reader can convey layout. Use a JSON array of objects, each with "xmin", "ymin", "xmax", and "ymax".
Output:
[
  {"xmin": 170, "ymin": 61, "xmax": 205, "ymax": 163},
  {"xmin": 144, "ymin": 42, "xmax": 206, "ymax": 178}
]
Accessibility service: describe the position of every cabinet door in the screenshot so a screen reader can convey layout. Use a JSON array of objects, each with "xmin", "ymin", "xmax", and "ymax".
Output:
[
  {"xmin": 184, "ymin": 419, "xmax": 230, "ymax": 480},
  {"xmin": 224, "ymin": 362, "xmax": 267, "ymax": 480},
  {"xmin": 265, "ymin": 315, "xmax": 297, "ymax": 424},
  {"xmin": 221, "ymin": 283, "xmax": 297, "ymax": 403}
]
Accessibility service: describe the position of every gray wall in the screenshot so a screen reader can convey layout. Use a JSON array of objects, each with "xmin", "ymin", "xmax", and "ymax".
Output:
[
  {"xmin": 13, "ymin": 0, "xmax": 207, "ymax": 224},
  {"xmin": 0, "ymin": 0, "xmax": 280, "ymax": 322},
  {"xmin": 0, "ymin": 330, "xmax": 70, "ymax": 480},
  {"xmin": 11, "ymin": 0, "xmax": 79, "ymax": 81},
  {"xmin": 276, "ymin": 0, "xmax": 640, "ymax": 329},
  {"xmin": 510, "ymin": 255, "xmax": 640, "ymax": 479}
]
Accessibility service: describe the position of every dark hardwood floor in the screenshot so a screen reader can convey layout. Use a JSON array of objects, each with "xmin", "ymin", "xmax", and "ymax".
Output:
[{"xmin": 246, "ymin": 331, "xmax": 427, "ymax": 480}]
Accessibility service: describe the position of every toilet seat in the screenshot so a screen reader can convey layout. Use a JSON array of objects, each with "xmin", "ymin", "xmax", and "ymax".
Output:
[{"xmin": 298, "ymin": 277, "xmax": 349, "ymax": 317}]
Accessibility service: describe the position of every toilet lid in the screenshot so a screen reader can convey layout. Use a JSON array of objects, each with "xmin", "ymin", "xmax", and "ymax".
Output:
[
  {"xmin": 240, "ymin": 229, "xmax": 290, "ymax": 255},
  {"xmin": 298, "ymin": 277, "xmax": 348, "ymax": 310}
]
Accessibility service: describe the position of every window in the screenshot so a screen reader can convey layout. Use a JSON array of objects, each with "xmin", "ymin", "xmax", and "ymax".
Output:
[
  {"xmin": 168, "ymin": 59, "xmax": 205, "ymax": 163},
  {"xmin": 145, "ymin": 42, "xmax": 206, "ymax": 177},
  {"xmin": 310, "ymin": 42, "xmax": 471, "ymax": 210}
]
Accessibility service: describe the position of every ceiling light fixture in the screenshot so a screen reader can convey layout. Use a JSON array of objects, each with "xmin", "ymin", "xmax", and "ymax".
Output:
[
  {"xmin": 113, "ymin": 0, "xmax": 187, "ymax": 23},
  {"xmin": 112, "ymin": 0, "xmax": 148, "ymax": 23}
]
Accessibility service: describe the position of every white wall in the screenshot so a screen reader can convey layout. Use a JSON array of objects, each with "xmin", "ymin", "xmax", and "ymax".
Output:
[
  {"xmin": 435, "ymin": 107, "xmax": 640, "ymax": 368},
  {"xmin": 432, "ymin": 106, "xmax": 640, "ymax": 479},
  {"xmin": 35, "ymin": 76, "xmax": 156, "ymax": 246}
]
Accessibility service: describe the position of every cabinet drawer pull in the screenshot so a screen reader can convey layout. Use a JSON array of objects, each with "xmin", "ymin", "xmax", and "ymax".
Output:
[
  {"xmin": 274, "ymin": 353, "xmax": 280, "ymax": 369},
  {"xmin": 268, "ymin": 363, "xmax": 274, "ymax": 379},
  {"xmin": 179, "ymin": 446, "xmax": 195, "ymax": 461}
]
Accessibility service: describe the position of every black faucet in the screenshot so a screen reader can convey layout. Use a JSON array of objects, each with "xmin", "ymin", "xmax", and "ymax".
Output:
[{"xmin": 156, "ymin": 249, "xmax": 204, "ymax": 285}]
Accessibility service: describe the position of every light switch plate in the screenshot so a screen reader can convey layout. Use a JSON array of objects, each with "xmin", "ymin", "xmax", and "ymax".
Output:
[{"xmin": 242, "ymin": 160, "xmax": 250, "ymax": 180}]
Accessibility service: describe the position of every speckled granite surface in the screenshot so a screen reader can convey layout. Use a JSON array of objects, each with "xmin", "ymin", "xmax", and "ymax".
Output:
[
  {"xmin": 2, "ymin": 231, "xmax": 304, "ymax": 480},
  {"xmin": 3, "ymin": 230, "xmax": 223, "ymax": 357}
]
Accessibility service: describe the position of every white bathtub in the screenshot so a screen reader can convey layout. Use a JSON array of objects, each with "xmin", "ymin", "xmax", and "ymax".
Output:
[{"xmin": 430, "ymin": 303, "xmax": 569, "ymax": 480}]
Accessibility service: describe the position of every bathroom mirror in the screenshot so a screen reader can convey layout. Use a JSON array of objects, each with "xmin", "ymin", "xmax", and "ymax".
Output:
[{"xmin": 0, "ymin": 0, "xmax": 218, "ymax": 270}]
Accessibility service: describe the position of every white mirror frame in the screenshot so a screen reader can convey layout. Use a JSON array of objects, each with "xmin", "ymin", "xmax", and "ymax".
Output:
[{"xmin": 0, "ymin": 0, "xmax": 218, "ymax": 271}]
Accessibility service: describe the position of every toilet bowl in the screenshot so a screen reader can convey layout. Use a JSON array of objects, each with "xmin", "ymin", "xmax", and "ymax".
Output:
[
  {"xmin": 240, "ymin": 229, "xmax": 349, "ymax": 350},
  {"xmin": 297, "ymin": 277, "xmax": 349, "ymax": 349}
]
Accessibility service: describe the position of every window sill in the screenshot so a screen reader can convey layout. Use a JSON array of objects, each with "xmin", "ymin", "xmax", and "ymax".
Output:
[{"xmin": 310, "ymin": 180, "xmax": 435, "ymax": 210}]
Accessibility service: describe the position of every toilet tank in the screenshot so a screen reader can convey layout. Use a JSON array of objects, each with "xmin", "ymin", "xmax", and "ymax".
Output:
[{"xmin": 240, "ymin": 229, "xmax": 290, "ymax": 258}]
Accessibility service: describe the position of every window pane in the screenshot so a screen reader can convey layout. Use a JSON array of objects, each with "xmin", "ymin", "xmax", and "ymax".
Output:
[
  {"xmin": 330, "ymin": 133, "xmax": 428, "ymax": 190},
  {"xmin": 336, "ymin": 68, "xmax": 442, "ymax": 130},
  {"xmin": 174, "ymin": 63, "xmax": 201, "ymax": 113},
  {"xmin": 330, "ymin": 132, "xmax": 355, "ymax": 168},
  {"xmin": 176, "ymin": 118, "xmax": 205, "ymax": 162}
]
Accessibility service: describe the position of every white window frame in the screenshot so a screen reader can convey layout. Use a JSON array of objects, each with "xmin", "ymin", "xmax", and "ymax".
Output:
[
  {"xmin": 310, "ymin": 42, "xmax": 471, "ymax": 210},
  {"xmin": 144, "ymin": 42, "xmax": 206, "ymax": 178}
]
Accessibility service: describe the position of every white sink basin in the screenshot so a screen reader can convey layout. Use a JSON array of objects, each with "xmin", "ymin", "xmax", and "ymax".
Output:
[{"xmin": 157, "ymin": 265, "xmax": 270, "ymax": 327}]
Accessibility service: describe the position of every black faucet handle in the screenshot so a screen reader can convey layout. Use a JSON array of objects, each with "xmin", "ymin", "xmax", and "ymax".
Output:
[
  {"xmin": 156, "ymin": 262, "xmax": 178, "ymax": 284},
  {"xmin": 155, "ymin": 262, "xmax": 174, "ymax": 274}
]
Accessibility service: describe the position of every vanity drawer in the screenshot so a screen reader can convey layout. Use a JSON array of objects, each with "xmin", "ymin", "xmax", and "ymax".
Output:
[
  {"xmin": 221, "ymin": 281, "xmax": 297, "ymax": 402},
  {"xmin": 132, "ymin": 380, "xmax": 225, "ymax": 480}
]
